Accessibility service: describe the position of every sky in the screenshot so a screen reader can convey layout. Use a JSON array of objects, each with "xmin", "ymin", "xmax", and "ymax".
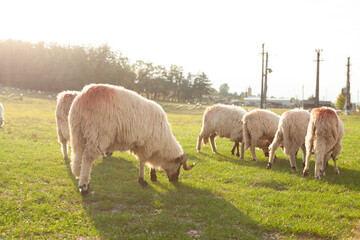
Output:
[{"xmin": 1, "ymin": 0, "xmax": 359, "ymax": 103}]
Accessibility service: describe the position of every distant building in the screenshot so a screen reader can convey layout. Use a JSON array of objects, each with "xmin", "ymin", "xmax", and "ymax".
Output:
[
  {"xmin": 244, "ymin": 97, "xmax": 291, "ymax": 108},
  {"xmin": 244, "ymin": 97, "xmax": 261, "ymax": 106}
]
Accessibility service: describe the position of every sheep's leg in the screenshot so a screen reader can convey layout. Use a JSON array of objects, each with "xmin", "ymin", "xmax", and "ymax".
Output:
[
  {"xmin": 150, "ymin": 168, "xmax": 157, "ymax": 182},
  {"xmin": 78, "ymin": 147, "xmax": 100, "ymax": 195},
  {"xmin": 301, "ymin": 144, "xmax": 306, "ymax": 168},
  {"xmin": 231, "ymin": 142, "xmax": 240, "ymax": 157},
  {"xmin": 209, "ymin": 134, "xmax": 218, "ymax": 154},
  {"xmin": 61, "ymin": 140, "xmax": 69, "ymax": 160},
  {"xmin": 267, "ymin": 136, "xmax": 282, "ymax": 170},
  {"xmin": 332, "ymin": 142, "xmax": 342, "ymax": 174},
  {"xmin": 250, "ymin": 146, "xmax": 258, "ymax": 162},
  {"xmin": 138, "ymin": 160, "xmax": 148, "ymax": 186},
  {"xmin": 302, "ymin": 145, "xmax": 313, "ymax": 177},
  {"xmin": 240, "ymin": 142, "xmax": 245, "ymax": 160},
  {"xmin": 236, "ymin": 142, "xmax": 240, "ymax": 157},
  {"xmin": 289, "ymin": 153, "xmax": 297, "ymax": 171},
  {"xmin": 196, "ymin": 133, "xmax": 203, "ymax": 153},
  {"xmin": 332, "ymin": 156, "xmax": 340, "ymax": 174},
  {"xmin": 231, "ymin": 142, "xmax": 236, "ymax": 155}
]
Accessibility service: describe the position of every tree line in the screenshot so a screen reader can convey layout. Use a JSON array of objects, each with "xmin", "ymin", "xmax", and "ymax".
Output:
[{"xmin": 0, "ymin": 39, "xmax": 213, "ymax": 102}]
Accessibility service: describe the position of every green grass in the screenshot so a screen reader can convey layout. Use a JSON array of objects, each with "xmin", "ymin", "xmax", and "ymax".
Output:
[{"xmin": 1, "ymin": 90, "xmax": 360, "ymax": 239}]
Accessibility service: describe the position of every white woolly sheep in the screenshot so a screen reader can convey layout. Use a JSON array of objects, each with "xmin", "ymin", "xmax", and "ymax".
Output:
[
  {"xmin": 56, "ymin": 91, "xmax": 111, "ymax": 160},
  {"xmin": 243, "ymin": 109, "xmax": 280, "ymax": 162},
  {"xmin": 69, "ymin": 84, "xmax": 195, "ymax": 195},
  {"xmin": 196, "ymin": 104, "xmax": 247, "ymax": 158},
  {"xmin": 55, "ymin": 91, "xmax": 81, "ymax": 160},
  {"xmin": 0, "ymin": 102, "xmax": 4, "ymax": 127},
  {"xmin": 302, "ymin": 107, "xmax": 344, "ymax": 180},
  {"xmin": 267, "ymin": 109, "xmax": 310, "ymax": 171}
]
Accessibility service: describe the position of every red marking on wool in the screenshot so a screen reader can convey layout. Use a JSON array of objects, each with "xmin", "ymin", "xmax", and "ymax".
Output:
[
  {"xmin": 312, "ymin": 108, "xmax": 337, "ymax": 122},
  {"xmin": 79, "ymin": 85, "xmax": 117, "ymax": 109}
]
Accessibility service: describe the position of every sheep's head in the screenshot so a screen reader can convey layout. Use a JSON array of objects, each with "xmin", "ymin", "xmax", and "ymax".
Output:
[{"xmin": 165, "ymin": 153, "xmax": 196, "ymax": 182}]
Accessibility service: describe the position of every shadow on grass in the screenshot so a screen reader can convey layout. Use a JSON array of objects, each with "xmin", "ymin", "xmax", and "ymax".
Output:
[
  {"xmin": 63, "ymin": 154, "xmax": 273, "ymax": 239},
  {"xmin": 214, "ymin": 147, "xmax": 360, "ymax": 192}
]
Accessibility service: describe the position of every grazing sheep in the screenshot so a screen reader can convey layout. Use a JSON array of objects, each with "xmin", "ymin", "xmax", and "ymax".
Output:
[
  {"xmin": 267, "ymin": 109, "xmax": 310, "ymax": 171},
  {"xmin": 196, "ymin": 104, "xmax": 247, "ymax": 158},
  {"xmin": 303, "ymin": 107, "xmax": 344, "ymax": 180},
  {"xmin": 69, "ymin": 84, "xmax": 195, "ymax": 195},
  {"xmin": 243, "ymin": 109, "xmax": 280, "ymax": 162},
  {"xmin": 55, "ymin": 91, "xmax": 81, "ymax": 160},
  {"xmin": 0, "ymin": 102, "xmax": 4, "ymax": 127},
  {"xmin": 56, "ymin": 90, "xmax": 112, "ymax": 160}
]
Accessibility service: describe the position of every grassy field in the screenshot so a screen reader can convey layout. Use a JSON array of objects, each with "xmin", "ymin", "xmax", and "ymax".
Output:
[{"xmin": 0, "ymin": 89, "xmax": 360, "ymax": 239}]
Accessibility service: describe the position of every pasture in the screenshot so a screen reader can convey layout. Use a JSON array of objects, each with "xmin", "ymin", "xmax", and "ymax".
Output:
[{"xmin": 0, "ymin": 90, "xmax": 360, "ymax": 239}]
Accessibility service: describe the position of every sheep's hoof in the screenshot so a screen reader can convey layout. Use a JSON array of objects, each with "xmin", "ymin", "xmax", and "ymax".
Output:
[
  {"xmin": 231, "ymin": 151, "xmax": 235, "ymax": 155},
  {"xmin": 64, "ymin": 156, "xmax": 69, "ymax": 161},
  {"xmin": 335, "ymin": 169, "xmax": 340, "ymax": 174},
  {"xmin": 106, "ymin": 152, "xmax": 113, "ymax": 157},
  {"xmin": 236, "ymin": 153, "xmax": 240, "ymax": 157},
  {"xmin": 79, "ymin": 184, "xmax": 90, "ymax": 196},
  {"xmin": 102, "ymin": 153, "xmax": 107, "ymax": 158},
  {"xmin": 315, "ymin": 175, "xmax": 321, "ymax": 181},
  {"xmin": 197, "ymin": 149, "xmax": 201, "ymax": 153},
  {"xmin": 138, "ymin": 177, "xmax": 148, "ymax": 187},
  {"xmin": 264, "ymin": 152, "xmax": 269, "ymax": 157},
  {"xmin": 266, "ymin": 163, "xmax": 272, "ymax": 170},
  {"xmin": 252, "ymin": 159, "xmax": 258, "ymax": 163},
  {"xmin": 291, "ymin": 166, "xmax": 297, "ymax": 171},
  {"xmin": 302, "ymin": 170, "xmax": 309, "ymax": 177},
  {"xmin": 150, "ymin": 169, "xmax": 157, "ymax": 182}
]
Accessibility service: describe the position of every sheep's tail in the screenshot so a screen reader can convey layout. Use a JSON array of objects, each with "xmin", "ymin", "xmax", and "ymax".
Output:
[
  {"xmin": 69, "ymin": 111, "xmax": 84, "ymax": 178},
  {"xmin": 305, "ymin": 120, "xmax": 315, "ymax": 154},
  {"xmin": 243, "ymin": 120, "xmax": 251, "ymax": 150}
]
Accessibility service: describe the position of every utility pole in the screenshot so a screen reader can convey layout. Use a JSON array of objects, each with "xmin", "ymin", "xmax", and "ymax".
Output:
[
  {"xmin": 345, "ymin": 57, "xmax": 351, "ymax": 115},
  {"xmin": 260, "ymin": 44, "xmax": 265, "ymax": 108},
  {"xmin": 314, "ymin": 49, "xmax": 323, "ymax": 108},
  {"xmin": 264, "ymin": 52, "xmax": 269, "ymax": 109}
]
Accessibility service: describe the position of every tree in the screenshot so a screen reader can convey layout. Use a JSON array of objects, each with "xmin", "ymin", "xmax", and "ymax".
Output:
[
  {"xmin": 219, "ymin": 83, "xmax": 230, "ymax": 98},
  {"xmin": 307, "ymin": 95, "xmax": 316, "ymax": 101},
  {"xmin": 335, "ymin": 93, "xmax": 345, "ymax": 110},
  {"xmin": 193, "ymin": 72, "xmax": 212, "ymax": 102},
  {"xmin": 167, "ymin": 65, "xmax": 185, "ymax": 102}
]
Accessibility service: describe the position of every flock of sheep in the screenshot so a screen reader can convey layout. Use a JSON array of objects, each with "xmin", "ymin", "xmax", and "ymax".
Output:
[
  {"xmin": 53, "ymin": 83, "xmax": 344, "ymax": 195},
  {"xmin": 197, "ymin": 103, "xmax": 344, "ymax": 180}
]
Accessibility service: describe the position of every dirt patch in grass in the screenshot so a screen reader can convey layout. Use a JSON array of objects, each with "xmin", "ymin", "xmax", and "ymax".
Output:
[{"xmin": 347, "ymin": 219, "xmax": 360, "ymax": 239}]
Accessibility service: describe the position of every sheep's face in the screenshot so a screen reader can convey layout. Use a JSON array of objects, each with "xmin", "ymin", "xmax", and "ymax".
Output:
[
  {"xmin": 166, "ymin": 164, "xmax": 182, "ymax": 182},
  {"xmin": 165, "ymin": 155, "xmax": 184, "ymax": 182},
  {"xmin": 164, "ymin": 153, "xmax": 195, "ymax": 182}
]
